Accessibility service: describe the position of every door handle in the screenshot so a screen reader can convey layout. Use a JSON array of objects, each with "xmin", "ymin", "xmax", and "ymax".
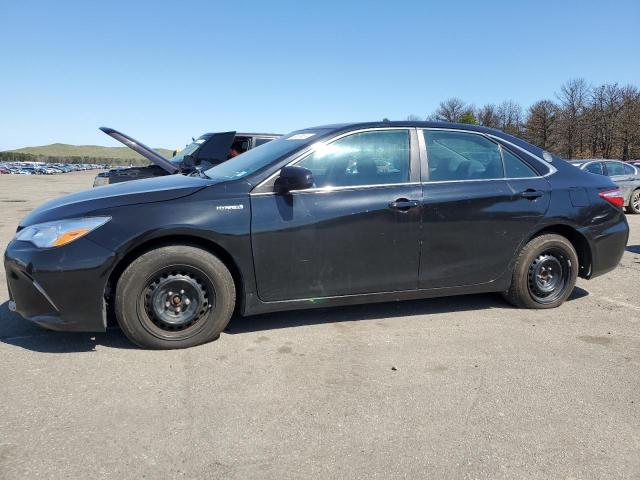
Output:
[
  {"xmin": 388, "ymin": 199, "xmax": 420, "ymax": 211},
  {"xmin": 519, "ymin": 189, "xmax": 544, "ymax": 200}
]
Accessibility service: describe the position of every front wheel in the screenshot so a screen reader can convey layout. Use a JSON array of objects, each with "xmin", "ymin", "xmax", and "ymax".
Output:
[
  {"xmin": 115, "ymin": 245, "xmax": 236, "ymax": 349},
  {"xmin": 627, "ymin": 190, "xmax": 640, "ymax": 214},
  {"xmin": 503, "ymin": 234, "xmax": 578, "ymax": 309}
]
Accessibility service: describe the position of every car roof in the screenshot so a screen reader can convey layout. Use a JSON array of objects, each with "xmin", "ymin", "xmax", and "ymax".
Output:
[
  {"xmin": 200, "ymin": 132, "xmax": 282, "ymax": 138},
  {"xmin": 236, "ymin": 132, "xmax": 282, "ymax": 137},
  {"xmin": 301, "ymin": 121, "xmax": 503, "ymax": 135},
  {"xmin": 573, "ymin": 158, "xmax": 624, "ymax": 162}
]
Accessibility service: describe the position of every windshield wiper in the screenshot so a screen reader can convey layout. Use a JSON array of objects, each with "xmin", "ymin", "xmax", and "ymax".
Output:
[{"xmin": 188, "ymin": 168, "xmax": 211, "ymax": 179}]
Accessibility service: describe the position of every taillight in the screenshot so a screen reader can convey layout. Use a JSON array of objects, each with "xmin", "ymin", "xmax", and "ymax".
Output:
[{"xmin": 599, "ymin": 188, "xmax": 625, "ymax": 208}]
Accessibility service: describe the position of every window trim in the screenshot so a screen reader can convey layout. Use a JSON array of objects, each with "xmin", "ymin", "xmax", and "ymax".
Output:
[
  {"xmin": 486, "ymin": 134, "xmax": 557, "ymax": 176},
  {"xmin": 418, "ymin": 128, "xmax": 551, "ymax": 184},
  {"xmin": 251, "ymin": 127, "xmax": 420, "ymax": 195},
  {"xmin": 499, "ymin": 144, "xmax": 539, "ymax": 178}
]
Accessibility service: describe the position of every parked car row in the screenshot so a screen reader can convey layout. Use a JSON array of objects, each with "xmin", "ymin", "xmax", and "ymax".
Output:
[
  {"xmin": 0, "ymin": 161, "xmax": 105, "ymax": 175},
  {"xmin": 569, "ymin": 159, "xmax": 640, "ymax": 214}
]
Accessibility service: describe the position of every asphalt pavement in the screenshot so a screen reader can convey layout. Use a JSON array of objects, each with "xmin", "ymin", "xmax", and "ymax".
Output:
[{"xmin": 1, "ymin": 171, "xmax": 639, "ymax": 479}]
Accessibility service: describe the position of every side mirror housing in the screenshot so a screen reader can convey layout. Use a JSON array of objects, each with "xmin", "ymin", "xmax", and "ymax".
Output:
[{"xmin": 275, "ymin": 166, "xmax": 314, "ymax": 193}]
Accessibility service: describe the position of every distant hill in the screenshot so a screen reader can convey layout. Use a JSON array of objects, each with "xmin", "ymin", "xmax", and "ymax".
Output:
[{"xmin": 7, "ymin": 143, "xmax": 173, "ymax": 162}]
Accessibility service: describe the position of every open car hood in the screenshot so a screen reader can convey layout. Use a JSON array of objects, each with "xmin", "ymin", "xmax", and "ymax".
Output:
[
  {"xmin": 100, "ymin": 127, "xmax": 179, "ymax": 174},
  {"xmin": 191, "ymin": 131, "xmax": 236, "ymax": 167}
]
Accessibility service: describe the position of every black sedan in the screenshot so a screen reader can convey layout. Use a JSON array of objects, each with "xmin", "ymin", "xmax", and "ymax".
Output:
[{"xmin": 4, "ymin": 122, "xmax": 629, "ymax": 349}]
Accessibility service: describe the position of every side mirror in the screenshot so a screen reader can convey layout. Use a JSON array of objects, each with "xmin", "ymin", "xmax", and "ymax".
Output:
[{"xmin": 275, "ymin": 166, "xmax": 314, "ymax": 193}]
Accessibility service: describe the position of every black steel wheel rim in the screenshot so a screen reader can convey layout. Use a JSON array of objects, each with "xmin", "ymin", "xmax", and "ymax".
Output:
[
  {"xmin": 138, "ymin": 266, "xmax": 215, "ymax": 337},
  {"xmin": 527, "ymin": 249, "xmax": 571, "ymax": 304}
]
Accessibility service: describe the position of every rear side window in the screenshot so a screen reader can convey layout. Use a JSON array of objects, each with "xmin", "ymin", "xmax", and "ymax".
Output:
[
  {"xmin": 296, "ymin": 130, "xmax": 410, "ymax": 188},
  {"xmin": 585, "ymin": 162, "xmax": 604, "ymax": 175},
  {"xmin": 423, "ymin": 130, "xmax": 503, "ymax": 181},
  {"xmin": 623, "ymin": 163, "xmax": 636, "ymax": 175},
  {"xmin": 605, "ymin": 161, "xmax": 626, "ymax": 176},
  {"xmin": 501, "ymin": 147, "xmax": 537, "ymax": 178}
]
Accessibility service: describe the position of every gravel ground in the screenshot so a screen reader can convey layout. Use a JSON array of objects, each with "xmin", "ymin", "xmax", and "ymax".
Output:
[{"xmin": 1, "ymin": 171, "xmax": 639, "ymax": 479}]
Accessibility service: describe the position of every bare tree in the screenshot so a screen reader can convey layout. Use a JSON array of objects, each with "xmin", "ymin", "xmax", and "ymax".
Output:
[
  {"xmin": 434, "ymin": 98, "xmax": 467, "ymax": 122},
  {"xmin": 497, "ymin": 100, "xmax": 523, "ymax": 136},
  {"xmin": 413, "ymin": 78, "xmax": 640, "ymax": 160},
  {"xmin": 523, "ymin": 100, "xmax": 557, "ymax": 149},
  {"xmin": 476, "ymin": 104, "xmax": 500, "ymax": 129},
  {"xmin": 406, "ymin": 114, "xmax": 423, "ymax": 121},
  {"xmin": 618, "ymin": 85, "xmax": 640, "ymax": 160},
  {"xmin": 555, "ymin": 78, "xmax": 590, "ymax": 158}
]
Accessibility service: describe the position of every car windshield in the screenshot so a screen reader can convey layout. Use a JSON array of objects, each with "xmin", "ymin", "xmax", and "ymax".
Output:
[
  {"xmin": 170, "ymin": 138, "xmax": 208, "ymax": 165},
  {"xmin": 204, "ymin": 131, "xmax": 327, "ymax": 182}
]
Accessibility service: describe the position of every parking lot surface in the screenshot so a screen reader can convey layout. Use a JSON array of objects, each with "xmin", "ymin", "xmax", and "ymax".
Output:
[{"xmin": 1, "ymin": 171, "xmax": 639, "ymax": 479}]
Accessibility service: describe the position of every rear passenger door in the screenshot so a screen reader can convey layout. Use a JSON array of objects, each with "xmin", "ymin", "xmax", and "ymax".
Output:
[{"xmin": 418, "ymin": 129, "xmax": 550, "ymax": 289}]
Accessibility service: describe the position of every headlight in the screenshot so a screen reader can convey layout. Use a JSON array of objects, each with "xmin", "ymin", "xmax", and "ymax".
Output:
[{"xmin": 15, "ymin": 217, "xmax": 111, "ymax": 248}]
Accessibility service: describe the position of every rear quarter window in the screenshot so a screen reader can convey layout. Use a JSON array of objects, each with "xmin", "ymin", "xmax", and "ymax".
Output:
[{"xmin": 502, "ymin": 147, "xmax": 538, "ymax": 178}]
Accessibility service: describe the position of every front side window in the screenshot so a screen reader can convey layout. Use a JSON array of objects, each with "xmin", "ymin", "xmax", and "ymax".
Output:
[
  {"xmin": 424, "ymin": 131, "xmax": 505, "ymax": 181},
  {"xmin": 296, "ymin": 130, "xmax": 410, "ymax": 188},
  {"xmin": 584, "ymin": 162, "xmax": 604, "ymax": 175},
  {"xmin": 605, "ymin": 161, "xmax": 626, "ymax": 176}
]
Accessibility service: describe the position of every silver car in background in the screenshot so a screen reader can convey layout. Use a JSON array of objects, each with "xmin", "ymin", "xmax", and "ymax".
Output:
[{"xmin": 570, "ymin": 159, "xmax": 640, "ymax": 214}]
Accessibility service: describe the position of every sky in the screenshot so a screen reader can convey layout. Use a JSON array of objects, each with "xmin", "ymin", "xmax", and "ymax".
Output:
[{"xmin": 0, "ymin": 0, "xmax": 638, "ymax": 151}]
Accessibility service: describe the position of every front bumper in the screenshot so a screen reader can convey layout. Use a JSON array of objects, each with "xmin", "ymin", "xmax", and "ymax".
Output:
[{"xmin": 4, "ymin": 237, "xmax": 117, "ymax": 332}]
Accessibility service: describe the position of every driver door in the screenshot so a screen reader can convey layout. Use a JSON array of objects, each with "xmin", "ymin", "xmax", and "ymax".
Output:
[{"xmin": 250, "ymin": 128, "xmax": 422, "ymax": 302}]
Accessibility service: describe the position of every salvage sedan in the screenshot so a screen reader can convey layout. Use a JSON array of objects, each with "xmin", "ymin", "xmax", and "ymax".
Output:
[{"xmin": 5, "ymin": 122, "xmax": 629, "ymax": 349}]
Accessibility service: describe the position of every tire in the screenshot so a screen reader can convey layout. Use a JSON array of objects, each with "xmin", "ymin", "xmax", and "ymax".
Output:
[
  {"xmin": 627, "ymin": 189, "xmax": 640, "ymax": 214},
  {"xmin": 502, "ymin": 234, "xmax": 578, "ymax": 309},
  {"xmin": 115, "ymin": 245, "xmax": 236, "ymax": 349}
]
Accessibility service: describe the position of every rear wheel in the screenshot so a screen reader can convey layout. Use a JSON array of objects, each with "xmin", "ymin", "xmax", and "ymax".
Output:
[
  {"xmin": 503, "ymin": 234, "xmax": 578, "ymax": 309},
  {"xmin": 627, "ymin": 189, "xmax": 640, "ymax": 214},
  {"xmin": 115, "ymin": 245, "xmax": 235, "ymax": 349}
]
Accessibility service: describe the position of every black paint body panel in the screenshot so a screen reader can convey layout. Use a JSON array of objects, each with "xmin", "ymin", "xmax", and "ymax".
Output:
[
  {"xmin": 251, "ymin": 185, "xmax": 422, "ymax": 301},
  {"xmin": 4, "ymin": 121, "xmax": 629, "ymax": 332}
]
